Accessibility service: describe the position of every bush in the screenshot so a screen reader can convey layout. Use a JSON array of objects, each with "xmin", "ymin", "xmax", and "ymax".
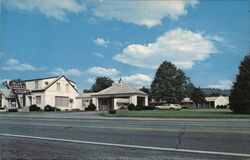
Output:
[
  {"xmin": 144, "ymin": 106, "xmax": 155, "ymax": 110},
  {"xmin": 128, "ymin": 103, "xmax": 135, "ymax": 111},
  {"xmin": 135, "ymin": 105, "xmax": 155, "ymax": 111},
  {"xmin": 55, "ymin": 107, "xmax": 61, "ymax": 111},
  {"xmin": 85, "ymin": 103, "xmax": 96, "ymax": 111},
  {"xmin": 8, "ymin": 108, "xmax": 18, "ymax": 112},
  {"xmin": 29, "ymin": 104, "xmax": 41, "ymax": 111},
  {"xmin": 216, "ymin": 105, "xmax": 228, "ymax": 109},
  {"xmin": 135, "ymin": 105, "xmax": 143, "ymax": 111},
  {"xmin": 109, "ymin": 110, "xmax": 116, "ymax": 114},
  {"xmin": 44, "ymin": 105, "xmax": 61, "ymax": 112}
]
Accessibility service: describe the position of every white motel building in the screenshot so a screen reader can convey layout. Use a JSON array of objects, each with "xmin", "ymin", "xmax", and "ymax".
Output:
[{"xmin": 0, "ymin": 75, "xmax": 149, "ymax": 111}]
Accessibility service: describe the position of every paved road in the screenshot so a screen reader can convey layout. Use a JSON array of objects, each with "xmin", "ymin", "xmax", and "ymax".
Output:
[{"xmin": 0, "ymin": 113, "xmax": 250, "ymax": 160}]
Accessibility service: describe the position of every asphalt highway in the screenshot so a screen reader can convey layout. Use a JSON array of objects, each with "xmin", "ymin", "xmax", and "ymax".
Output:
[{"xmin": 0, "ymin": 113, "xmax": 250, "ymax": 160}]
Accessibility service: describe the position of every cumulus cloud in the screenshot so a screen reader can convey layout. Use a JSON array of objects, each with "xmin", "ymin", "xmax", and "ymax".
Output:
[
  {"xmin": 94, "ymin": 37, "xmax": 109, "ymax": 47},
  {"xmin": 50, "ymin": 68, "xmax": 82, "ymax": 76},
  {"xmin": 92, "ymin": 1, "xmax": 199, "ymax": 28},
  {"xmin": 0, "ymin": 58, "xmax": 46, "ymax": 71},
  {"xmin": 208, "ymin": 80, "xmax": 233, "ymax": 90},
  {"xmin": 114, "ymin": 28, "xmax": 219, "ymax": 70},
  {"xmin": 87, "ymin": 67, "xmax": 120, "ymax": 77},
  {"xmin": 93, "ymin": 52, "xmax": 104, "ymax": 58},
  {"xmin": 121, "ymin": 73, "xmax": 152, "ymax": 87},
  {"xmin": 6, "ymin": 58, "xmax": 19, "ymax": 65},
  {"xmin": 2, "ymin": 0, "xmax": 86, "ymax": 21}
]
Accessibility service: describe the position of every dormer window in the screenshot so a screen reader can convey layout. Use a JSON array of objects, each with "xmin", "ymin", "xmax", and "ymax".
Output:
[
  {"xmin": 56, "ymin": 83, "xmax": 60, "ymax": 91},
  {"xmin": 35, "ymin": 81, "xmax": 39, "ymax": 89}
]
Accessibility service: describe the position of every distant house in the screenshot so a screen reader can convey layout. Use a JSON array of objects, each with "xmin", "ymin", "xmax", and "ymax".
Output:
[
  {"xmin": 3, "ymin": 75, "xmax": 81, "ymax": 111},
  {"xmin": 77, "ymin": 79, "xmax": 148, "ymax": 111},
  {"xmin": 181, "ymin": 95, "xmax": 229, "ymax": 108},
  {"xmin": 205, "ymin": 96, "xmax": 229, "ymax": 108}
]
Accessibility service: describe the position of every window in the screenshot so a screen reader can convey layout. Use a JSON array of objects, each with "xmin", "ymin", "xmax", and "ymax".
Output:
[
  {"xmin": 35, "ymin": 81, "xmax": 39, "ymax": 89},
  {"xmin": 66, "ymin": 84, "xmax": 69, "ymax": 92},
  {"xmin": 55, "ymin": 96, "xmax": 69, "ymax": 107},
  {"xmin": 36, "ymin": 96, "xmax": 41, "ymax": 104},
  {"xmin": 56, "ymin": 83, "xmax": 60, "ymax": 91}
]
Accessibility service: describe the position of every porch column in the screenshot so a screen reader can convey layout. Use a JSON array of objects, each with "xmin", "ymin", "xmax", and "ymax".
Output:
[
  {"xmin": 92, "ymin": 97, "xmax": 99, "ymax": 111},
  {"xmin": 129, "ymin": 95, "xmax": 137, "ymax": 105},
  {"xmin": 145, "ymin": 96, "xmax": 148, "ymax": 106}
]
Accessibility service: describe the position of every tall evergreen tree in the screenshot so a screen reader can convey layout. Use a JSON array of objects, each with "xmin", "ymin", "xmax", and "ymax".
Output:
[
  {"xmin": 91, "ymin": 77, "xmax": 114, "ymax": 92},
  {"xmin": 151, "ymin": 61, "xmax": 194, "ymax": 103},
  {"xmin": 230, "ymin": 53, "xmax": 250, "ymax": 114}
]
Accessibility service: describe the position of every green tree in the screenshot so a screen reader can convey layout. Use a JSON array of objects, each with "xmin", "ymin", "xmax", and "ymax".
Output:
[
  {"xmin": 91, "ymin": 77, "xmax": 114, "ymax": 92},
  {"xmin": 230, "ymin": 53, "xmax": 250, "ymax": 114},
  {"xmin": 139, "ymin": 87, "xmax": 152, "ymax": 102},
  {"xmin": 151, "ymin": 61, "xmax": 194, "ymax": 103},
  {"xmin": 191, "ymin": 87, "xmax": 206, "ymax": 108}
]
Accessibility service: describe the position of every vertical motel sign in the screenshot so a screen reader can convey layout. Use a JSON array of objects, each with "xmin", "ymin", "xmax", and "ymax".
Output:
[{"xmin": 6, "ymin": 80, "xmax": 31, "ymax": 109}]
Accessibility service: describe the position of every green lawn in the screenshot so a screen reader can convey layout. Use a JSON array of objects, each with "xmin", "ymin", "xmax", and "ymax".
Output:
[{"xmin": 101, "ymin": 109, "xmax": 250, "ymax": 119}]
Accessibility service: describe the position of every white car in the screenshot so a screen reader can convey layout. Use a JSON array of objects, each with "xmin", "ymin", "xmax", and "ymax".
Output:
[{"xmin": 155, "ymin": 104, "xmax": 182, "ymax": 110}]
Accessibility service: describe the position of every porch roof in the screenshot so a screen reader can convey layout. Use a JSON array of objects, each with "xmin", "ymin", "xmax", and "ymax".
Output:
[{"xmin": 92, "ymin": 84, "xmax": 147, "ymax": 97}]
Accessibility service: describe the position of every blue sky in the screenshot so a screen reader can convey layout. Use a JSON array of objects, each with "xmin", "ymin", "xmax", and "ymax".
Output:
[{"xmin": 0, "ymin": 0, "xmax": 249, "ymax": 91}]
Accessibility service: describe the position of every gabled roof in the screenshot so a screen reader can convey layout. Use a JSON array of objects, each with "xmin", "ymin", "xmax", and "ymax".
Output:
[
  {"xmin": 92, "ymin": 83, "xmax": 147, "ymax": 97},
  {"xmin": 31, "ymin": 75, "xmax": 78, "ymax": 93},
  {"xmin": 205, "ymin": 95, "xmax": 229, "ymax": 102},
  {"xmin": 22, "ymin": 76, "xmax": 76, "ymax": 84}
]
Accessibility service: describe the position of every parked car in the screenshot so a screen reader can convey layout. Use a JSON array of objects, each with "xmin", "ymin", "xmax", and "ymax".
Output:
[{"xmin": 155, "ymin": 104, "xmax": 182, "ymax": 110}]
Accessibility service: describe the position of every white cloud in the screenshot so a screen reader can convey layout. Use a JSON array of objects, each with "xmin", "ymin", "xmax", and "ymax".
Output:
[
  {"xmin": 93, "ymin": 53, "xmax": 104, "ymax": 58},
  {"xmin": 94, "ymin": 37, "xmax": 109, "ymax": 47},
  {"xmin": 6, "ymin": 58, "xmax": 19, "ymax": 65},
  {"xmin": 205, "ymin": 35, "xmax": 224, "ymax": 42},
  {"xmin": 114, "ymin": 28, "xmax": 219, "ymax": 70},
  {"xmin": 121, "ymin": 73, "xmax": 152, "ymax": 87},
  {"xmin": 208, "ymin": 80, "xmax": 233, "ymax": 90},
  {"xmin": 1, "ymin": 58, "xmax": 45, "ymax": 71},
  {"xmin": 87, "ymin": 78, "xmax": 95, "ymax": 84},
  {"xmin": 87, "ymin": 67, "xmax": 120, "ymax": 77},
  {"xmin": 92, "ymin": 1, "xmax": 199, "ymax": 28},
  {"xmin": 2, "ymin": 0, "xmax": 86, "ymax": 21},
  {"xmin": 50, "ymin": 68, "xmax": 82, "ymax": 76}
]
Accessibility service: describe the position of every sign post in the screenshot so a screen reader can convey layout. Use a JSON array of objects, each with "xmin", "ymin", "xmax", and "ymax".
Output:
[{"xmin": 6, "ymin": 80, "xmax": 30, "ymax": 109}]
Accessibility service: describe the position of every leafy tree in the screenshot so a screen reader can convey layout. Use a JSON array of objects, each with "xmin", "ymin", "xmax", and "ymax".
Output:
[
  {"xmin": 191, "ymin": 87, "xmax": 206, "ymax": 108},
  {"xmin": 230, "ymin": 53, "xmax": 250, "ymax": 114},
  {"xmin": 91, "ymin": 77, "xmax": 114, "ymax": 92},
  {"xmin": 139, "ymin": 87, "xmax": 152, "ymax": 102},
  {"xmin": 151, "ymin": 61, "xmax": 194, "ymax": 103}
]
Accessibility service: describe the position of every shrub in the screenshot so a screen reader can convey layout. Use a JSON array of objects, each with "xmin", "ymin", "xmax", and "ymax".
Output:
[
  {"xmin": 29, "ymin": 104, "xmax": 41, "ymax": 111},
  {"xmin": 109, "ymin": 110, "xmax": 116, "ymax": 114},
  {"xmin": 44, "ymin": 105, "xmax": 60, "ymax": 111},
  {"xmin": 55, "ymin": 107, "xmax": 61, "ymax": 111},
  {"xmin": 128, "ymin": 103, "xmax": 135, "ymax": 111},
  {"xmin": 85, "ymin": 103, "xmax": 96, "ymax": 111},
  {"xmin": 216, "ymin": 105, "xmax": 228, "ymax": 109},
  {"xmin": 135, "ymin": 105, "xmax": 155, "ymax": 111},
  {"xmin": 144, "ymin": 106, "xmax": 155, "ymax": 110},
  {"xmin": 8, "ymin": 108, "xmax": 18, "ymax": 112},
  {"xmin": 135, "ymin": 105, "xmax": 143, "ymax": 111}
]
